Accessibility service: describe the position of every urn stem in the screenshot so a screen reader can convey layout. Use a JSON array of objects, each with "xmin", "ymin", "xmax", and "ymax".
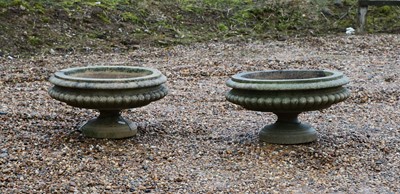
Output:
[
  {"xmin": 275, "ymin": 112, "xmax": 300, "ymax": 124},
  {"xmin": 98, "ymin": 110, "xmax": 121, "ymax": 118}
]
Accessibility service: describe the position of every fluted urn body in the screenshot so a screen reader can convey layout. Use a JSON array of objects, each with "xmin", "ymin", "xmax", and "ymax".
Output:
[
  {"xmin": 226, "ymin": 70, "xmax": 350, "ymax": 144},
  {"xmin": 48, "ymin": 66, "xmax": 168, "ymax": 139}
]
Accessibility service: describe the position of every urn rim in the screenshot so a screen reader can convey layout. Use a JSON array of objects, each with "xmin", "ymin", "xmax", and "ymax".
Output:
[
  {"xmin": 227, "ymin": 69, "xmax": 349, "ymax": 91},
  {"xmin": 49, "ymin": 66, "xmax": 167, "ymax": 89}
]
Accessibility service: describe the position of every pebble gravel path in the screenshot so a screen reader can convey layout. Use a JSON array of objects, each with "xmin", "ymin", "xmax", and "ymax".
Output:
[{"xmin": 0, "ymin": 34, "xmax": 399, "ymax": 193}]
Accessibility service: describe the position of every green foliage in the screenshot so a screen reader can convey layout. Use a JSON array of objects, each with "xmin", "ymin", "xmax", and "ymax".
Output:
[
  {"xmin": 178, "ymin": 0, "xmax": 202, "ymax": 13},
  {"xmin": 174, "ymin": 14, "xmax": 183, "ymax": 21},
  {"xmin": 95, "ymin": 12, "xmax": 111, "ymax": 23},
  {"xmin": 364, "ymin": 4, "xmax": 400, "ymax": 32},
  {"xmin": 59, "ymin": 0, "xmax": 80, "ymax": 8},
  {"xmin": 377, "ymin": 5, "xmax": 392, "ymax": 14},
  {"xmin": 121, "ymin": 12, "xmax": 139, "ymax": 23},
  {"xmin": 84, "ymin": 0, "xmax": 121, "ymax": 9},
  {"xmin": 178, "ymin": 0, "xmax": 252, "ymax": 13},
  {"xmin": 217, "ymin": 23, "xmax": 229, "ymax": 31},
  {"xmin": 32, "ymin": 2, "xmax": 45, "ymax": 14},
  {"xmin": 233, "ymin": 8, "xmax": 252, "ymax": 23},
  {"xmin": 337, "ymin": 18, "xmax": 353, "ymax": 27},
  {"xmin": 10, "ymin": 0, "xmax": 29, "ymax": 7},
  {"xmin": 202, "ymin": 0, "xmax": 252, "ymax": 8},
  {"xmin": 0, "ymin": 0, "xmax": 29, "ymax": 9},
  {"xmin": 27, "ymin": 35, "xmax": 42, "ymax": 46},
  {"xmin": 40, "ymin": 15, "xmax": 50, "ymax": 23}
]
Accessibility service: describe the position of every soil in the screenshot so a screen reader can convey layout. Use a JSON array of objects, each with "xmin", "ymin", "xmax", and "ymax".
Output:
[
  {"xmin": 0, "ymin": 2, "xmax": 232, "ymax": 57},
  {"xmin": 0, "ymin": 34, "xmax": 399, "ymax": 193},
  {"xmin": 2, "ymin": 1, "xmax": 399, "ymax": 58},
  {"xmin": 0, "ymin": 5, "xmax": 146, "ymax": 56}
]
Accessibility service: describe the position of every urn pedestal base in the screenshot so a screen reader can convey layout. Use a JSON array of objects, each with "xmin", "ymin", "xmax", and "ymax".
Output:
[
  {"xmin": 81, "ymin": 110, "xmax": 137, "ymax": 139},
  {"xmin": 259, "ymin": 112, "xmax": 317, "ymax": 144}
]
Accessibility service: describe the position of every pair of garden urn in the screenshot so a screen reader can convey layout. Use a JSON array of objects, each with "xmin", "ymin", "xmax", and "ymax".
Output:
[{"xmin": 48, "ymin": 66, "xmax": 350, "ymax": 144}]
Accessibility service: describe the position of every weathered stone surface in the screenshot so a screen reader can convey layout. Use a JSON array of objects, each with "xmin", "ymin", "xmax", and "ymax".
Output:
[
  {"xmin": 48, "ymin": 66, "xmax": 168, "ymax": 139},
  {"xmin": 226, "ymin": 70, "xmax": 350, "ymax": 144}
]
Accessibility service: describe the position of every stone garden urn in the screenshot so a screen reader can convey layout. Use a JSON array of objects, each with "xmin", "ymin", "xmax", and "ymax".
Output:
[
  {"xmin": 226, "ymin": 70, "xmax": 350, "ymax": 144},
  {"xmin": 48, "ymin": 66, "xmax": 168, "ymax": 139}
]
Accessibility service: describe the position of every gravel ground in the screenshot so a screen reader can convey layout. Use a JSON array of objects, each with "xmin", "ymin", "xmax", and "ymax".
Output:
[{"xmin": 1, "ymin": 34, "xmax": 399, "ymax": 193}]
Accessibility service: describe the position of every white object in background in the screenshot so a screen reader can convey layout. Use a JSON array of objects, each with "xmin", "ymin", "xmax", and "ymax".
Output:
[{"xmin": 346, "ymin": 27, "xmax": 355, "ymax": 35}]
